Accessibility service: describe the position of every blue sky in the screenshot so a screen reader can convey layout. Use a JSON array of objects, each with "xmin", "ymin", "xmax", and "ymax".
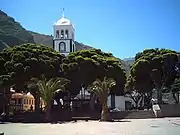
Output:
[{"xmin": 1, "ymin": 0, "xmax": 180, "ymax": 58}]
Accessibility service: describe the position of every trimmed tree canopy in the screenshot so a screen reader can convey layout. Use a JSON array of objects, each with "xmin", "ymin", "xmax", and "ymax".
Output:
[
  {"xmin": 0, "ymin": 43, "xmax": 65, "ymax": 90},
  {"xmin": 128, "ymin": 48, "xmax": 179, "ymax": 93},
  {"xmin": 63, "ymin": 49, "xmax": 126, "ymax": 96}
]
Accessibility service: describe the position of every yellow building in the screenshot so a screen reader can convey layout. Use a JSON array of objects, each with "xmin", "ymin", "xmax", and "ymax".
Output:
[{"xmin": 10, "ymin": 92, "xmax": 45, "ymax": 112}]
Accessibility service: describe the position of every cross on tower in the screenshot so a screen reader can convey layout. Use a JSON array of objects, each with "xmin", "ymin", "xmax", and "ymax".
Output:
[{"xmin": 62, "ymin": 8, "xmax": 65, "ymax": 18}]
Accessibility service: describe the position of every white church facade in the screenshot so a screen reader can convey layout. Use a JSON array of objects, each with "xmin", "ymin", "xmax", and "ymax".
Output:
[{"xmin": 53, "ymin": 11, "xmax": 76, "ymax": 56}]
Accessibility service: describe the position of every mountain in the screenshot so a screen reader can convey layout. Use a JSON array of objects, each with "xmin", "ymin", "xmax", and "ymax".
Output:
[
  {"xmin": 74, "ymin": 41, "xmax": 93, "ymax": 51},
  {"xmin": 0, "ymin": 10, "xmax": 131, "ymax": 71},
  {"xmin": 28, "ymin": 31, "xmax": 53, "ymax": 48},
  {"xmin": 119, "ymin": 59, "xmax": 131, "ymax": 72},
  {"xmin": 123, "ymin": 57, "xmax": 135, "ymax": 66},
  {"xmin": 0, "ymin": 10, "xmax": 34, "ymax": 50}
]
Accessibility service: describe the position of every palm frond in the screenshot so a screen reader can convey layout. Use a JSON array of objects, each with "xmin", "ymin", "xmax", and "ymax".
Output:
[
  {"xmin": 28, "ymin": 77, "xmax": 70, "ymax": 106},
  {"xmin": 30, "ymin": 77, "xmax": 39, "ymax": 83},
  {"xmin": 88, "ymin": 77, "xmax": 116, "ymax": 104}
]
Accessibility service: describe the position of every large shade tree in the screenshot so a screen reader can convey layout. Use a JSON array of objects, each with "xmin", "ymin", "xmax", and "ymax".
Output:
[
  {"xmin": 0, "ymin": 43, "xmax": 65, "ymax": 112},
  {"xmin": 126, "ymin": 59, "xmax": 154, "ymax": 108},
  {"xmin": 128, "ymin": 48, "xmax": 179, "ymax": 106},
  {"xmin": 88, "ymin": 77, "xmax": 116, "ymax": 121},
  {"xmin": 62, "ymin": 49, "xmax": 126, "ymax": 97},
  {"xmin": 57, "ymin": 49, "xmax": 126, "ymax": 112},
  {"xmin": 170, "ymin": 78, "xmax": 180, "ymax": 104}
]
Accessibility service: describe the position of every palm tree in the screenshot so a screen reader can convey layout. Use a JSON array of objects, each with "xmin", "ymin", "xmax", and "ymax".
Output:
[
  {"xmin": 88, "ymin": 77, "xmax": 116, "ymax": 121},
  {"xmin": 29, "ymin": 76, "xmax": 70, "ymax": 121}
]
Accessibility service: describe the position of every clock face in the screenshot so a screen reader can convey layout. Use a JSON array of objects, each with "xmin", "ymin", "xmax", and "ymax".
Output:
[{"xmin": 59, "ymin": 42, "xmax": 66, "ymax": 51}]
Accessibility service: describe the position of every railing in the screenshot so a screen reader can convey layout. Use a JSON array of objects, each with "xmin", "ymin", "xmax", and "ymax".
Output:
[{"xmin": 9, "ymin": 104, "xmax": 23, "ymax": 111}]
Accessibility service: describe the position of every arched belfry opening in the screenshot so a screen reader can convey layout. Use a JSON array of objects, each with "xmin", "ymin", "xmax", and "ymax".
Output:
[
  {"xmin": 65, "ymin": 30, "xmax": 68, "ymax": 39},
  {"xmin": 61, "ymin": 30, "xmax": 64, "ymax": 39},
  {"xmin": 56, "ymin": 30, "xmax": 59, "ymax": 38}
]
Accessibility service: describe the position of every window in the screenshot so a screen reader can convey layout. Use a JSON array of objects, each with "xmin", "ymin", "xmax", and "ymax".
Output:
[
  {"xmin": 59, "ymin": 42, "xmax": 66, "ymax": 52},
  {"xmin": 65, "ymin": 30, "xmax": 68, "ymax": 38},
  {"xmin": 61, "ymin": 30, "xmax": 64, "ymax": 39},
  {"xmin": 56, "ymin": 30, "xmax": 59, "ymax": 38}
]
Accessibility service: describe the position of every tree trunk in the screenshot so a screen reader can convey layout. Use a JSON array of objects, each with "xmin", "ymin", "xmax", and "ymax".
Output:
[
  {"xmin": 132, "ymin": 97, "xmax": 139, "ymax": 109},
  {"xmin": 45, "ymin": 103, "xmax": 52, "ymax": 122},
  {"xmin": 135, "ymin": 101, "xmax": 139, "ymax": 109},
  {"xmin": 34, "ymin": 94, "xmax": 40, "ymax": 113},
  {"xmin": 100, "ymin": 100, "xmax": 112, "ymax": 121},
  {"xmin": 4, "ymin": 87, "xmax": 11, "ymax": 115},
  {"xmin": 173, "ymin": 92, "xmax": 179, "ymax": 104},
  {"xmin": 128, "ymin": 93, "xmax": 142, "ymax": 109},
  {"xmin": 90, "ymin": 93, "xmax": 96, "ymax": 111},
  {"xmin": 139, "ymin": 95, "xmax": 144, "ymax": 108},
  {"xmin": 144, "ymin": 93, "xmax": 152, "ymax": 109},
  {"xmin": 157, "ymin": 88, "xmax": 162, "ymax": 104}
]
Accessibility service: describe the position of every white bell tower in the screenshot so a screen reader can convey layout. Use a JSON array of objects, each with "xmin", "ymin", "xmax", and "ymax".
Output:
[{"xmin": 53, "ymin": 9, "xmax": 76, "ymax": 56}]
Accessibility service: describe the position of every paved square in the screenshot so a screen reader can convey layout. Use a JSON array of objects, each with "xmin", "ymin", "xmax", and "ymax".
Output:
[{"xmin": 0, "ymin": 118, "xmax": 180, "ymax": 135}]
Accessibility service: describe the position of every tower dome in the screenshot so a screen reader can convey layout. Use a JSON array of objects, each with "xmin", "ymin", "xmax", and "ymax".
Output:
[{"xmin": 55, "ymin": 17, "xmax": 71, "ymax": 26}]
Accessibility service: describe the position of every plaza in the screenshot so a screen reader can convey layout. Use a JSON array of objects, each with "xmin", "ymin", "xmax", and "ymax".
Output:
[{"xmin": 0, "ymin": 118, "xmax": 180, "ymax": 135}]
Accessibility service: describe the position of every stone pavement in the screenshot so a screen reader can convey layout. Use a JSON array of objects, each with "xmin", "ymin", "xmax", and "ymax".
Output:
[
  {"xmin": 169, "ymin": 118, "xmax": 180, "ymax": 126},
  {"xmin": 0, "ymin": 118, "xmax": 180, "ymax": 135}
]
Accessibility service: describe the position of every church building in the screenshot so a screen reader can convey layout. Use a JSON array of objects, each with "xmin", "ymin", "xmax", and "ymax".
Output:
[{"xmin": 53, "ymin": 10, "xmax": 76, "ymax": 56}]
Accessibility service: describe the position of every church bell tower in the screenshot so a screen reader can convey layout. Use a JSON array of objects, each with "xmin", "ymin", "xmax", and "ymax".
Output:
[{"xmin": 53, "ymin": 9, "xmax": 76, "ymax": 56}]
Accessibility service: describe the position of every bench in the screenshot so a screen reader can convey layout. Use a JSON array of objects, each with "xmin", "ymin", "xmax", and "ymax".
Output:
[{"xmin": 72, "ymin": 117, "xmax": 90, "ymax": 122}]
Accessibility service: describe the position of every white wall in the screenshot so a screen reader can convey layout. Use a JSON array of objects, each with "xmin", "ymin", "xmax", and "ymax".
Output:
[
  {"xmin": 107, "ymin": 95, "xmax": 144, "ymax": 111},
  {"xmin": 115, "ymin": 96, "xmax": 126, "ymax": 111},
  {"xmin": 107, "ymin": 96, "xmax": 126, "ymax": 111}
]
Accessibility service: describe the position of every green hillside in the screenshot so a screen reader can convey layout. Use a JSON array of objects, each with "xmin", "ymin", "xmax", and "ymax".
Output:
[
  {"xmin": 0, "ymin": 10, "xmax": 34, "ymax": 50},
  {"xmin": 28, "ymin": 31, "xmax": 53, "ymax": 48}
]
